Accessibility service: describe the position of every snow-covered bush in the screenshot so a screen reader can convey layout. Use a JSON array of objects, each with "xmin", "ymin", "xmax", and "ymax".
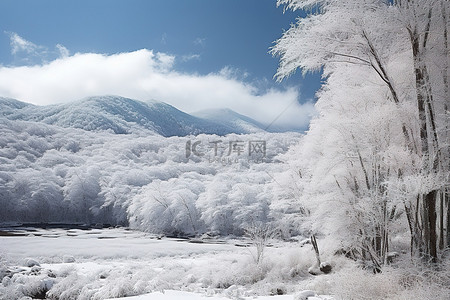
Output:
[
  {"xmin": 245, "ymin": 223, "xmax": 279, "ymax": 265},
  {"xmin": 330, "ymin": 266, "xmax": 400, "ymax": 300}
]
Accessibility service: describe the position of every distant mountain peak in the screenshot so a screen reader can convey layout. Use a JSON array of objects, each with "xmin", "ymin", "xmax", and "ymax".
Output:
[{"xmin": 193, "ymin": 108, "xmax": 268, "ymax": 133}]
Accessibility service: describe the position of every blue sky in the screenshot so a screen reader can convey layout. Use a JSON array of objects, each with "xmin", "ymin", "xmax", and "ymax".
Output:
[{"xmin": 0, "ymin": 0, "xmax": 321, "ymax": 130}]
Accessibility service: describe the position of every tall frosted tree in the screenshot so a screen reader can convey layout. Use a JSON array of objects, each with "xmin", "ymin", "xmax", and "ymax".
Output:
[
  {"xmin": 273, "ymin": 0, "xmax": 449, "ymax": 264},
  {"xmin": 63, "ymin": 167, "xmax": 102, "ymax": 224}
]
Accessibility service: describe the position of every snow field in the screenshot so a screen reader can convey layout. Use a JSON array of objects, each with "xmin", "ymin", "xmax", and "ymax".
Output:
[
  {"xmin": 0, "ymin": 228, "xmax": 328, "ymax": 299},
  {"xmin": 1, "ymin": 228, "xmax": 449, "ymax": 299}
]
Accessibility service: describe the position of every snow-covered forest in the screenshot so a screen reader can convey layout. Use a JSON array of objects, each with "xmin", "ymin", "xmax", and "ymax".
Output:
[
  {"xmin": 273, "ymin": 0, "xmax": 449, "ymax": 266},
  {"xmin": 0, "ymin": 115, "xmax": 300, "ymax": 235},
  {"xmin": 1, "ymin": 0, "xmax": 449, "ymax": 299}
]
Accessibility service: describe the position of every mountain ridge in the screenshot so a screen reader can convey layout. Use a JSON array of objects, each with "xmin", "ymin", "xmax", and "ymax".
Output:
[{"xmin": 0, "ymin": 96, "xmax": 270, "ymax": 136}]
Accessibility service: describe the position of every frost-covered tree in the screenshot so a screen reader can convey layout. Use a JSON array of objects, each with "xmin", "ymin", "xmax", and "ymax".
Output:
[
  {"xmin": 273, "ymin": 0, "xmax": 449, "ymax": 264},
  {"xmin": 0, "ymin": 172, "xmax": 15, "ymax": 221},
  {"xmin": 63, "ymin": 167, "xmax": 102, "ymax": 224},
  {"xmin": 394, "ymin": 0, "xmax": 450, "ymax": 263},
  {"xmin": 129, "ymin": 177, "xmax": 206, "ymax": 236}
]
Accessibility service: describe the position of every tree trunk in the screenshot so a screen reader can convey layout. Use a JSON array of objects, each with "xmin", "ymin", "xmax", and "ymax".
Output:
[
  {"xmin": 425, "ymin": 190, "xmax": 438, "ymax": 263},
  {"xmin": 408, "ymin": 7, "xmax": 440, "ymax": 263},
  {"xmin": 440, "ymin": 0, "xmax": 450, "ymax": 250}
]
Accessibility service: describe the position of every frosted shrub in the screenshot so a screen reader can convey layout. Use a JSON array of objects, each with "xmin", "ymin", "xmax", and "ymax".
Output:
[
  {"xmin": 46, "ymin": 273, "xmax": 90, "ymax": 300},
  {"xmin": 0, "ymin": 286, "xmax": 22, "ymax": 300},
  {"xmin": 89, "ymin": 277, "xmax": 135, "ymax": 300},
  {"xmin": 0, "ymin": 272, "xmax": 53, "ymax": 300},
  {"xmin": 324, "ymin": 261, "xmax": 450, "ymax": 300},
  {"xmin": 331, "ymin": 266, "xmax": 400, "ymax": 300},
  {"xmin": 55, "ymin": 265, "xmax": 76, "ymax": 278},
  {"xmin": 391, "ymin": 284, "xmax": 450, "ymax": 300},
  {"xmin": 244, "ymin": 223, "xmax": 279, "ymax": 265},
  {"xmin": 387, "ymin": 258, "xmax": 450, "ymax": 300},
  {"xmin": 0, "ymin": 263, "xmax": 7, "ymax": 282},
  {"xmin": 20, "ymin": 277, "xmax": 49, "ymax": 299}
]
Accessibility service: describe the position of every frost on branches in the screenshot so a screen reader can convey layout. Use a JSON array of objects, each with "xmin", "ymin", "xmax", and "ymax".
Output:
[{"xmin": 272, "ymin": 0, "xmax": 449, "ymax": 266}]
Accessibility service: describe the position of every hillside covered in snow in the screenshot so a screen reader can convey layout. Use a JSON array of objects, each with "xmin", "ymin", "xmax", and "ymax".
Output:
[{"xmin": 0, "ymin": 96, "xmax": 278, "ymax": 136}]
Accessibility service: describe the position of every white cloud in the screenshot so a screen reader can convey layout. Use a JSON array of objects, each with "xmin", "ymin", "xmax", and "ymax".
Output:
[
  {"xmin": 0, "ymin": 48, "xmax": 314, "ymax": 130},
  {"xmin": 8, "ymin": 32, "xmax": 40, "ymax": 55},
  {"xmin": 161, "ymin": 33, "xmax": 168, "ymax": 45},
  {"xmin": 181, "ymin": 54, "xmax": 201, "ymax": 62},
  {"xmin": 7, "ymin": 33, "xmax": 72, "ymax": 64},
  {"xmin": 194, "ymin": 37, "xmax": 206, "ymax": 47},
  {"xmin": 218, "ymin": 66, "xmax": 250, "ymax": 80},
  {"xmin": 56, "ymin": 44, "xmax": 70, "ymax": 58}
]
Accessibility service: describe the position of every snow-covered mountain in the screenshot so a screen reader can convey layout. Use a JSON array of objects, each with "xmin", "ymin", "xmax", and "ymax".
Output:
[
  {"xmin": 0, "ymin": 96, "xmax": 270, "ymax": 136},
  {"xmin": 193, "ymin": 108, "xmax": 267, "ymax": 133},
  {"xmin": 0, "ymin": 97, "xmax": 33, "ymax": 113}
]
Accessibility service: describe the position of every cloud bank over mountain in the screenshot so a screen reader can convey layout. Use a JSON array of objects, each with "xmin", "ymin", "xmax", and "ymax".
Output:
[{"xmin": 0, "ymin": 34, "xmax": 315, "ymax": 131}]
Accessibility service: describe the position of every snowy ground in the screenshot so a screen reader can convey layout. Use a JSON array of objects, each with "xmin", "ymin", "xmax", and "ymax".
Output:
[
  {"xmin": 104, "ymin": 290, "xmax": 332, "ymax": 300},
  {"xmin": 0, "ymin": 227, "xmax": 333, "ymax": 300},
  {"xmin": 1, "ymin": 227, "xmax": 448, "ymax": 300},
  {"xmin": 105, "ymin": 290, "xmax": 331, "ymax": 300}
]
